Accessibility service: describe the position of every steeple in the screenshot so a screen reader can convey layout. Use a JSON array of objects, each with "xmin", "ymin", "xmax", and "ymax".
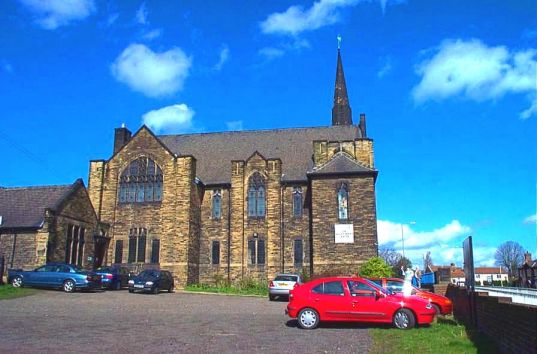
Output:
[{"xmin": 332, "ymin": 39, "xmax": 353, "ymax": 126}]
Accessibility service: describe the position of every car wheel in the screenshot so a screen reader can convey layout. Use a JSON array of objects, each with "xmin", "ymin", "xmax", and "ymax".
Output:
[
  {"xmin": 63, "ymin": 279, "xmax": 76, "ymax": 293},
  {"xmin": 269, "ymin": 294, "xmax": 275, "ymax": 301},
  {"xmin": 298, "ymin": 308, "xmax": 319, "ymax": 330},
  {"xmin": 168, "ymin": 284, "xmax": 174, "ymax": 293},
  {"xmin": 152, "ymin": 286, "xmax": 159, "ymax": 295},
  {"xmin": 393, "ymin": 309, "xmax": 416, "ymax": 329},
  {"xmin": 11, "ymin": 276, "xmax": 23, "ymax": 288},
  {"xmin": 128, "ymin": 289, "xmax": 134, "ymax": 293},
  {"xmin": 114, "ymin": 281, "xmax": 121, "ymax": 291},
  {"xmin": 432, "ymin": 304, "xmax": 441, "ymax": 316}
]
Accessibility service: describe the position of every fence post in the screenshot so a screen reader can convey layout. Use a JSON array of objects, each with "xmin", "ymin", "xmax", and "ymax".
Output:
[{"xmin": 0, "ymin": 254, "xmax": 5, "ymax": 285}]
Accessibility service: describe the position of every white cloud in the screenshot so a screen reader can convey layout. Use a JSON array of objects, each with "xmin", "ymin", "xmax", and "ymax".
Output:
[
  {"xmin": 19, "ymin": 0, "xmax": 95, "ymax": 29},
  {"xmin": 141, "ymin": 29, "xmax": 162, "ymax": 41},
  {"xmin": 377, "ymin": 57, "xmax": 392, "ymax": 78},
  {"xmin": 214, "ymin": 45, "xmax": 230, "ymax": 71},
  {"xmin": 260, "ymin": 0, "xmax": 360, "ymax": 36},
  {"xmin": 142, "ymin": 104, "xmax": 195, "ymax": 134},
  {"xmin": 111, "ymin": 44, "xmax": 192, "ymax": 97},
  {"xmin": 259, "ymin": 47, "xmax": 285, "ymax": 60},
  {"xmin": 524, "ymin": 214, "xmax": 537, "ymax": 224},
  {"xmin": 226, "ymin": 120, "xmax": 243, "ymax": 131},
  {"xmin": 413, "ymin": 39, "xmax": 537, "ymax": 119},
  {"xmin": 136, "ymin": 2, "xmax": 148, "ymax": 25}
]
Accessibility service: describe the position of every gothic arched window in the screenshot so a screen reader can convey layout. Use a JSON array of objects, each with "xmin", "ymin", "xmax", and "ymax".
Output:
[
  {"xmin": 337, "ymin": 183, "xmax": 348, "ymax": 220},
  {"xmin": 248, "ymin": 172, "xmax": 266, "ymax": 218},
  {"xmin": 119, "ymin": 156, "xmax": 163, "ymax": 204},
  {"xmin": 212, "ymin": 190, "xmax": 222, "ymax": 219},
  {"xmin": 292, "ymin": 186, "xmax": 303, "ymax": 217}
]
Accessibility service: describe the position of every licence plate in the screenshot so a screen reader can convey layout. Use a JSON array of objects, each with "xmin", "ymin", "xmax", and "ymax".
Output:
[
  {"xmin": 134, "ymin": 284, "xmax": 144, "ymax": 288},
  {"xmin": 280, "ymin": 283, "xmax": 288, "ymax": 286}
]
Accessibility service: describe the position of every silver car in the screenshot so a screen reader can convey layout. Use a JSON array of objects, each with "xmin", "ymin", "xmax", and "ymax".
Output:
[{"xmin": 268, "ymin": 273, "xmax": 302, "ymax": 301}]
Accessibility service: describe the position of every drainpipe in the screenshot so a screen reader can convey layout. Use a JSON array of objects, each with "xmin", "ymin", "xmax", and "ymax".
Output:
[
  {"xmin": 227, "ymin": 187, "xmax": 231, "ymax": 283},
  {"xmin": 280, "ymin": 182, "xmax": 284, "ymax": 273},
  {"xmin": 10, "ymin": 229, "xmax": 17, "ymax": 268}
]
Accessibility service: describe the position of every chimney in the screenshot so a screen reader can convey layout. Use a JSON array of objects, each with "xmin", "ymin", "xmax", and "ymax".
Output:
[
  {"xmin": 359, "ymin": 113, "xmax": 367, "ymax": 138},
  {"xmin": 114, "ymin": 124, "xmax": 132, "ymax": 155},
  {"xmin": 524, "ymin": 252, "xmax": 532, "ymax": 265}
]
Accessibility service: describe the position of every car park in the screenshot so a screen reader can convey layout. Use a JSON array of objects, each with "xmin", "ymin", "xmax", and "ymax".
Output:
[
  {"xmin": 369, "ymin": 277, "xmax": 453, "ymax": 315},
  {"xmin": 286, "ymin": 276, "xmax": 436, "ymax": 330},
  {"xmin": 128, "ymin": 269, "xmax": 174, "ymax": 294},
  {"xmin": 8, "ymin": 262, "xmax": 101, "ymax": 293},
  {"xmin": 95, "ymin": 265, "xmax": 131, "ymax": 290},
  {"xmin": 268, "ymin": 273, "xmax": 302, "ymax": 300}
]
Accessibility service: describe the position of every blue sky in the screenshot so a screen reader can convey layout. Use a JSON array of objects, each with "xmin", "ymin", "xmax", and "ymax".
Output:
[{"xmin": 1, "ymin": 0, "xmax": 536, "ymax": 268}]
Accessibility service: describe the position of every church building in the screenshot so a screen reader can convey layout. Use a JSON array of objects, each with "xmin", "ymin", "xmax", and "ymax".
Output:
[{"xmin": 87, "ymin": 49, "xmax": 379, "ymax": 287}]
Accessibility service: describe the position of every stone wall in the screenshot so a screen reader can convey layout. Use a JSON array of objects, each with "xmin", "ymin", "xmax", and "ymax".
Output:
[
  {"xmin": 282, "ymin": 183, "xmax": 310, "ymax": 276},
  {"xmin": 0, "ymin": 232, "xmax": 37, "ymax": 270},
  {"xmin": 310, "ymin": 175, "xmax": 378, "ymax": 276}
]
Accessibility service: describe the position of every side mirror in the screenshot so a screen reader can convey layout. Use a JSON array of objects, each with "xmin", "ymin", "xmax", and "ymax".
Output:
[{"xmin": 375, "ymin": 291, "xmax": 385, "ymax": 299}]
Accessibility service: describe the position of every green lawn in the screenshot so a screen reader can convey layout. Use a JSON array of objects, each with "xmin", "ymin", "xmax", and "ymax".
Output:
[
  {"xmin": 370, "ymin": 316, "xmax": 497, "ymax": 354},
  {"xmin": 0, "ymin": 284, "xmax": 37, "ymax": 300}
]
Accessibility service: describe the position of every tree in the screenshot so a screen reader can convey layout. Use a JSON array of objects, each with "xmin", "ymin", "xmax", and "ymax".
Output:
[
  {"xmin": 393, "ymin": 257, "xmax": 413, "ymax": 278},
  {"xmin": 359, "ymin": 257, "xmax": 393, "ymax": 278},
  {"xmin": 379, "ymin": 247, "xmax": 401, "ymax": 267},
  {"xmin": 494, "ymin": 241, "xmax": 525, "ymax": 278},
  {"xmin": 423, "ymin": 251, "xmax": 433, "ymax": 271}
]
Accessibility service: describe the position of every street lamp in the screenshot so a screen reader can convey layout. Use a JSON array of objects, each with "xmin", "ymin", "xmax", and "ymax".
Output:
[{"xmin": 400, "ymin": 221, "xmax": 416, "ymax": 259}]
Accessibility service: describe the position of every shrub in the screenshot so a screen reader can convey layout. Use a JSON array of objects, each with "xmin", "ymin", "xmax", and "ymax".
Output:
[{"xmin": 359, "ymin": 257, "xmax": 393, "ymax": 278}]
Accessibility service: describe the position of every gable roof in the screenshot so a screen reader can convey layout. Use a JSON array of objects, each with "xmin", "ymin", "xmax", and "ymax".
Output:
[
  {"xmin": 308, "ymin": 151, "xmax": 375, "ymax": 176},
  {"xmin": 159, "ymin": 125, "xmax": 362, "ymax": 185},
  {"xmin": 0, "ymin": 179, "xmax": 81, "ymax": 229}
]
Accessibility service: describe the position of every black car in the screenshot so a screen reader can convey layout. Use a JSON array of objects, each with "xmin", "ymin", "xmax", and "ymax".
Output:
[
  {"xmin": 128, "ymin": 269, "xmax": 174, "ymax": 294},
  {"xmin": 94, "ymin": 265, "xmax": 131, "ymax": 290}
]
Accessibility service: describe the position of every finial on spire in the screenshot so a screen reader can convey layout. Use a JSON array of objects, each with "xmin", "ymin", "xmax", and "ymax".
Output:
[{"xmin": 337, "ymin": 34, "xmax": 342, "ymax": 50}]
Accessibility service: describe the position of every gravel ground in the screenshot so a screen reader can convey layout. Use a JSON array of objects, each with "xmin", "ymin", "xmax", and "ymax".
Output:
[{"xmin": 0, "ymin": 289, "xmax": 372, "ymax": 354}]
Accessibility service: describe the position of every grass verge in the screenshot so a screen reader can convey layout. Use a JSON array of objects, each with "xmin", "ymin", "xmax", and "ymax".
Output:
[
  {"xmin": 185, "ymin": 283, "xmax": 268, "ymax": 297},
  {"xmin": 0, "ymin": 285, "xmax": 37, "ymax": 300},
  {"xmin": 370, "ymin": 316, "xmax": 498, "ymax": 354}
]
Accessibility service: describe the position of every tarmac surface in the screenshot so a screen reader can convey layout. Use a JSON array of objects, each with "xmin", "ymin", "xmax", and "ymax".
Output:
[{"xmin": 0, "ymin": 289, "xmax": 372, "ymax": 354}]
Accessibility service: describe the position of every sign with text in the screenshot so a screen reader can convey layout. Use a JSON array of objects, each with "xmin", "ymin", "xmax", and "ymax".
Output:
[{"xmin": 334, "ymin": 224, "xmax": 354, "ymax": 243}]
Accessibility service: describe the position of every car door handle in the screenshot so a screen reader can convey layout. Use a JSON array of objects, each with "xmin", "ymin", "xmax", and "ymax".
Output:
[
  {"xmin": 352, "ymin": 301, "xmax": 359, "ymax": 307},
  {"xmin": 314, "ymin": 298, "xmax": 320, "ymax": 302}
]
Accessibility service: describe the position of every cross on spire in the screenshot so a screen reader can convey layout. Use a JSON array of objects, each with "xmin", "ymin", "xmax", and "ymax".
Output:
[{"xmin": 332, "ymin": 37, "xmax": 352, "ymax": 126}]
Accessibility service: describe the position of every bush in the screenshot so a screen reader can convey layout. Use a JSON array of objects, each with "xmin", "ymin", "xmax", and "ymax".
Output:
[{"xmin": 359, "ymin": 257, "xmax": 393, "ymax": 278}]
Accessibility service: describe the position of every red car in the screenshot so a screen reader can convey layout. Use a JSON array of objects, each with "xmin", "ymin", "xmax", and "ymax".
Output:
[
  {"xmin": 369, "ymin": 277, "xmax": 453, "ymax": 315},
  {"xmin": 286, "ymin": 276, "xmax": 436, "ymax": 330}
]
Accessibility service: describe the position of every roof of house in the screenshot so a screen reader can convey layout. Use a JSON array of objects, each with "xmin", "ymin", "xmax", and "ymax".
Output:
[
  {"xmin": 159, "ymin": 125, "xmax": 365, "ymax": 185},
  {"xmin": 474, "ymin": 267, "xmax": 506, "ymax": 274},
  {"xmin": 0, "ymin": 180, "xmax": 81, "ymax": 229},
  {"xmin": 308, "ymin": 151, "xmax": 374, "ymax": 176},
  {"xmin": 452, "ymin": 268, "xmax": 465, "ymax": 278}
]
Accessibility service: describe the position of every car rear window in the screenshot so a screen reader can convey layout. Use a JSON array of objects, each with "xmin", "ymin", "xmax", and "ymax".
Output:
[
  {"xmin": 311, "ymin": 281, "xmax": 344, "ymax": 295},
  {"xmin": 274, "ymin": 275, "xmax": 297, "ymax": 282},
  {"xmin": 369, "ymin": 279, "xmax": 382, "ymax": 286}
]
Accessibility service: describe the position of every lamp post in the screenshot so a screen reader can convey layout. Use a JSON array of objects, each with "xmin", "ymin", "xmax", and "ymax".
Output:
[{"xmin": 400, "ymin": 221, "xmax": 416, "ymax": 259}]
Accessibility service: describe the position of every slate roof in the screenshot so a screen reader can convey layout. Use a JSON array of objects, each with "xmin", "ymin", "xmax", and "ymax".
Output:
[
  {"xmin": 0, "ymin": 180, "xmax": 79, "ymax": 229},
  {"xmin": 159, "ymin": 125, "xmax": 363, "ymax": 185},
  {"xmin": 308, "ymin": 151, "xmax": 374, "ymax": 176}
]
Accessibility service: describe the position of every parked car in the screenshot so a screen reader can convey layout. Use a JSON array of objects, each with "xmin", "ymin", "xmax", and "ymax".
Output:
[
  {"xmin": 8, "ymin": 262, "xmax": 101, "ymax": 293},
  {"xmin": 286, "ymin": 276, "xmax": 435, "ymax": 330},
  {"xmin": 369, "ymin": 277, "xmax": 453, "ymax": 315},
  {"xmin": 269, "ymin": 273, "xmax": 302, "ymax": 301},
  {"xmin": 128, "ymin": 269, "xmax": 174, "ymax": 294},
  {"xmin": 95, "ymin": 265, "xmax": 131, "ymax": 290}
]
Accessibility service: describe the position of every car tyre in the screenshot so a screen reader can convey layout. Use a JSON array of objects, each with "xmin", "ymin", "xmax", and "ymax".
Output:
[
  {"xmin": 114, "ymin": 281, "xmax": 121, "ymax": 291},
  {"xmin": 298, "ymin": 308, "xmax": 319, "ymax": 330},
  {"xmin": 168, "ymin": 284, "xmax": 174, "ymax": 293},
  {"xmin": 393, "ymin": 308, "xmax": 416, "ymax": 329},
  {"xmin": 152, "ymin": 286, "xmax": 159, "ymax": 295},
  {"xmin": 11, "ymin": 276, "xmax": 23, "ymax": 288},
  {"xmin": 63, "ymin": 279, "xmax": 76, "ymax": 293},
  {"xmin": 128, "ymin": 289, "xmax": 134, "ymax": 293},
  {"xmin": 269, "ymin": 294, "xmax": 275, "ymax": 301},
  {"xmin": 432, "ymin": 304, "xmax": 441, "ymax": 316}
]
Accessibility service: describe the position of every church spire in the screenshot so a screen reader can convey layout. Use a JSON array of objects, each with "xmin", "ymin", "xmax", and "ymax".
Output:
[{"xmin": 332, "ymin": 36, "xmax": 353, "ymax": 126}]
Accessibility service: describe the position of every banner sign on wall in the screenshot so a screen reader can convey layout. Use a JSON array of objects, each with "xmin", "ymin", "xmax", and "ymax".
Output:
[{"xmin": 334, "ymin": 224, "xmax": 354, "ymax": 243}]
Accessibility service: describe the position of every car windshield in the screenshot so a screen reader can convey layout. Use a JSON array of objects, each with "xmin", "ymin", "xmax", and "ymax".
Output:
[
  {"xmin": 363, "ymin": 278, "xmax": 392, "ymax": 295},
  {"xmin": 97, "ymin": 267, "xmax": 111, "ymax": 272},
  {"xmin": 72, "ymin": 265, "xmax": 85, "ymax": 273},
  {"xmin": 274, "ymin": 275, "xmax": 297, "ymax": 282},
  {"xmin": 139, "ymin": 270, "xmax": 158, "ymax": 277}
]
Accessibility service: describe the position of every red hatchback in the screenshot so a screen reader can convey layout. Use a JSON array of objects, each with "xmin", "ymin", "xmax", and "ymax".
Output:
[
  {"xmin": 369, "ymin": 278, "xmax": 453, "ymax": 316},
  {"xmin": 286, "ymin": 276, "xmax": 436, "ymax": 330}
]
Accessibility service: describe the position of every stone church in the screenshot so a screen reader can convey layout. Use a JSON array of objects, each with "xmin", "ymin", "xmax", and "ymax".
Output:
[{"xmin": 87, "ymin": 49, "xmax": 378, "ymax": 287}]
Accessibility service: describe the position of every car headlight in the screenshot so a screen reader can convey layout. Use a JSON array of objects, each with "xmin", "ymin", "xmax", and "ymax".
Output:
[
  {"xmin": 128, "ymin": 280, "xmax": 134, "ymax": 284},
  {"xmin": 145, "ymin": 281, "xmax": 153, "ymax": 286}
]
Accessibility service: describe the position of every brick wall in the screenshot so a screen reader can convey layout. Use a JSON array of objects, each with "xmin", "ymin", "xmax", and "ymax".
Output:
[
  {"xmin": 0, "ymin": 232, "xmax": 37, "ymax": 270},
  {"xmin": 447, "ymin": 285, "xmax": 537, "ymax": 354}
]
